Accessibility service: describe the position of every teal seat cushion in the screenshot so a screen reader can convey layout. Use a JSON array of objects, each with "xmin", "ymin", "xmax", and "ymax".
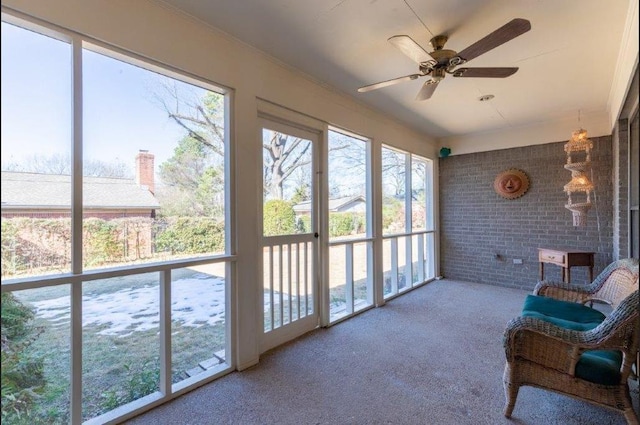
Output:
[
  {"xmin": 521, "ymin": 295, "xmax": 622, "ymax": 385},
  {"xmin": 522, "ymin": 295, "xmax": 606, "ymax": 330},
  {"xmin": 575, "ymin": 350, "xmax": 622, "ymax": 385}
]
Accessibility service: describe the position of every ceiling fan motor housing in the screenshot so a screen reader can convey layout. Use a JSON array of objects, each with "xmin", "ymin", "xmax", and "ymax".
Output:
[
  {"xmin": 429, "ymin": 35, "xmax": 448, "ymax": 50},
  {"xmin": 420, "ymin": 36, "xmax": 464, "ymax": 77}
]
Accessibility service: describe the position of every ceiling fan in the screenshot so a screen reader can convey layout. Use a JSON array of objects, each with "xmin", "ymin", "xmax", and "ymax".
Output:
[{"xmin": 357, "ymin": 18, "xmax": 531, "ymax": 100}]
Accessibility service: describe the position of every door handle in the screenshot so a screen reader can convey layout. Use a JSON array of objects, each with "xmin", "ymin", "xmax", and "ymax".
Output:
[{"xmin": 314, "ymin": 232, "xmax": 319, "ymax": 238}]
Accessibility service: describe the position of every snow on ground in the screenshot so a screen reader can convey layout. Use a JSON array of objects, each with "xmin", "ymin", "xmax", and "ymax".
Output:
[{"xmin": 31, "ymin": 273, "xmax": 228, "ymax": 337}]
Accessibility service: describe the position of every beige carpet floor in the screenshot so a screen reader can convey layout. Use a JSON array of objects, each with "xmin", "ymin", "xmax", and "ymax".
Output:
[{"xmin": 125, "ymin": 279, "xmax": 639, "ymax": 425}]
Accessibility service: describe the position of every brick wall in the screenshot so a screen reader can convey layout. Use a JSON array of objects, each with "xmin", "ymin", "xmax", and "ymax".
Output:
[
  {"xmin": 439, "ymin": 136, "xmax": 613, "ymax": 290},
  {"xmin": 1, "ymin": 211, "xmax": 153, "ymax": 219}
]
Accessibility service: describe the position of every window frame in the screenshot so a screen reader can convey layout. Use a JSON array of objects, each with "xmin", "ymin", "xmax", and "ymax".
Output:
[
  {"xmin": 380, "ymin": 144, "xmax": 436, "ymax": 299},
  {"xmin": 1, "ymin": 11, "xmax": 236, "ymax": 424}
]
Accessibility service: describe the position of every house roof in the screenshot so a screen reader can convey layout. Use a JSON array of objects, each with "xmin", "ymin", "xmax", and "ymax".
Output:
[
  {"xmin": 1, "ymin": 171, "xmax": 160, "ymax": 210},
  {"xmin": 294, "ymin": 195, "xmax": 365, "ymax": 213}
]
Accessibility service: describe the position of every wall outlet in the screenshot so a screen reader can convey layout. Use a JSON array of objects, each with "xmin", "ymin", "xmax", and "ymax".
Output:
[{"xmin": 513, "ymin": 258, "xmax": 523, "ymax": 265}]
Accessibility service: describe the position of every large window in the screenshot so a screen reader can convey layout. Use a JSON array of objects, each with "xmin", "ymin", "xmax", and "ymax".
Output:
[
  {"xmin": 327, "ymin": 128, "xmax": 373, "ymax": 322},
  {"xmin": 381, "ymin": 145, "xmax": 435, "ymax": 298},
  {"xmin": 1, "ymin": 17, "xmax": 231, "ymax": 424}
]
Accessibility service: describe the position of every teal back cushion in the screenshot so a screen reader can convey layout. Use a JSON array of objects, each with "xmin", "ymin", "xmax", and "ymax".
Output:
[{"xmin": 521, "ymin": 295, "xmax": 622, "ymax": 385}]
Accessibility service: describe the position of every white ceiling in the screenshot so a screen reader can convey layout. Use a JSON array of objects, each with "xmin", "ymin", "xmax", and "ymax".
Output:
[{"xmin": 159, "ymin": 0, "xmax": 634, "ymax": 141}]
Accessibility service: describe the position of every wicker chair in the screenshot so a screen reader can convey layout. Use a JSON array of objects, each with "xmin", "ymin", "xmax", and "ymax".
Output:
[
  {"xmin": 503, "ymin": 258, "xmax": 639, "ymax": 425},
  {"xmin": 533, "ymin": 258, "xmax": 639, "ymax": 310}
]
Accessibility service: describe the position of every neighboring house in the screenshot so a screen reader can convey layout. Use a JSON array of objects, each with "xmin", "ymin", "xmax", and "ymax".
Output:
[
  {"xmin": 294, "ymin": 195, "xmax": 366, "ymax": 216},
  {"xmin": 1, "ymin": 151, "xmax": 159, "ymax": 219}
]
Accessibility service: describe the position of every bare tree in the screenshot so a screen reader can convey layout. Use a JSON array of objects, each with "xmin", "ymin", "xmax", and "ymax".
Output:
[
  {"xmin": 1, "ymin": 153, "xmax": 132, "ymax": 178},
  {"xmin": 153, "ymin": 79, "xmax": 225, "ymax": 159},
  {"xmin": 153, "ymin": 79, "xmax": 350, "ymax": 200},
  {"xmin": 263, "ymin": 131, "xmax": 311, "ymax": 199},
  {"xmin": 382, "ymin": 148, "xmax": 406, "ymax": 196},
  {"xmin": 327, "ymin": 131, "xmax": 367, "ymax": 199}
]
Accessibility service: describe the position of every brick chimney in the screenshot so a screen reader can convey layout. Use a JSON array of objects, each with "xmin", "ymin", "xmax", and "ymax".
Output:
[{"xmin": 135, "ymin": 150, "xmax": 155, "ymax": 195}]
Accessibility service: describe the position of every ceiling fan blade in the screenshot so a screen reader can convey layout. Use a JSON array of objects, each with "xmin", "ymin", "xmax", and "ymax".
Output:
[
  {"xmin": 452, "ymin": 67, "xmax": 519, "ymax": 78},
  {"xmin": 457, "ymin": 18, "xmax": 531, "ymax": 62},
  {"xmin": 358, "ymin": 73, "xmax": 423, "ymax": 93},
  {"xmin": 388, "ymin": 35, "xmax": 435, "ymax": 64},
  {"xmin": 415, "ymin": 80, "xmax": 439, "ymax": 101}
]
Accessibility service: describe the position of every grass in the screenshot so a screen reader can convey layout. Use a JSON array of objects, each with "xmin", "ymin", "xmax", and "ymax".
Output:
[
  {"xmin": 5, "ymin": 244, "xmax": 431, "ymax": 423},
  {"xmin": 7, "ymin": 270, "xmax": 227, "ymax": 424}
]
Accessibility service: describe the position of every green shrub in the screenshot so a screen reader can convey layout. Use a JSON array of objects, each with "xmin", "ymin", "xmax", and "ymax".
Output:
[
  {"xmin": 292, "ymin": 211, "xmax": 365, "ymax": 237},
  {"xmin": 263, "ymin": 200, "xmax": 296, "ymax": 236},
  {"xmin": 1, "ymin": 220, "xmax": 22, "ymax": 277},
  {"xmin": 100, "ymin": 359, "xmax": 159, "ymax": 413},
  {"xmin": 83, "ymin": 218, "xmax": 121, "ymax": 266},
  {"xmin": 328, "ymin": 212, "xmax": 365, "ymax": 237},
  {"xmin": 1, "ymin": 293, "xmax": 46, "ymax": 423},
  {"xmin": 154, "ymin": 217, "xmax": 224, "ymax": 254},
  {"xmin": 382, "ymin": 200, "xmax": 404, "ymax": 232},
  {"xmin": 1, "ymin": 218, "xmax": 71, "ymax": 277},
  {"xmin": 296, "ymin": 215, "xmax": 311, "ymax": 233}
]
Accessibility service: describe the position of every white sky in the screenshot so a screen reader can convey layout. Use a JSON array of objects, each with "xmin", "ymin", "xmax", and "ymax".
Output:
[
  {"xmin": 1, "ymin": 22, "xmax": 206, "ymax": 171},
  {"xmin": 1, "ymin": 21, "xmax": 408, "ymax": 198}
]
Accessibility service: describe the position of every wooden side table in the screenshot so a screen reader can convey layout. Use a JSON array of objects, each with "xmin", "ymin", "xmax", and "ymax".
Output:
[{"xmin": 538, "ymin": 248, "xmax": 595, "ymax": 283}]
